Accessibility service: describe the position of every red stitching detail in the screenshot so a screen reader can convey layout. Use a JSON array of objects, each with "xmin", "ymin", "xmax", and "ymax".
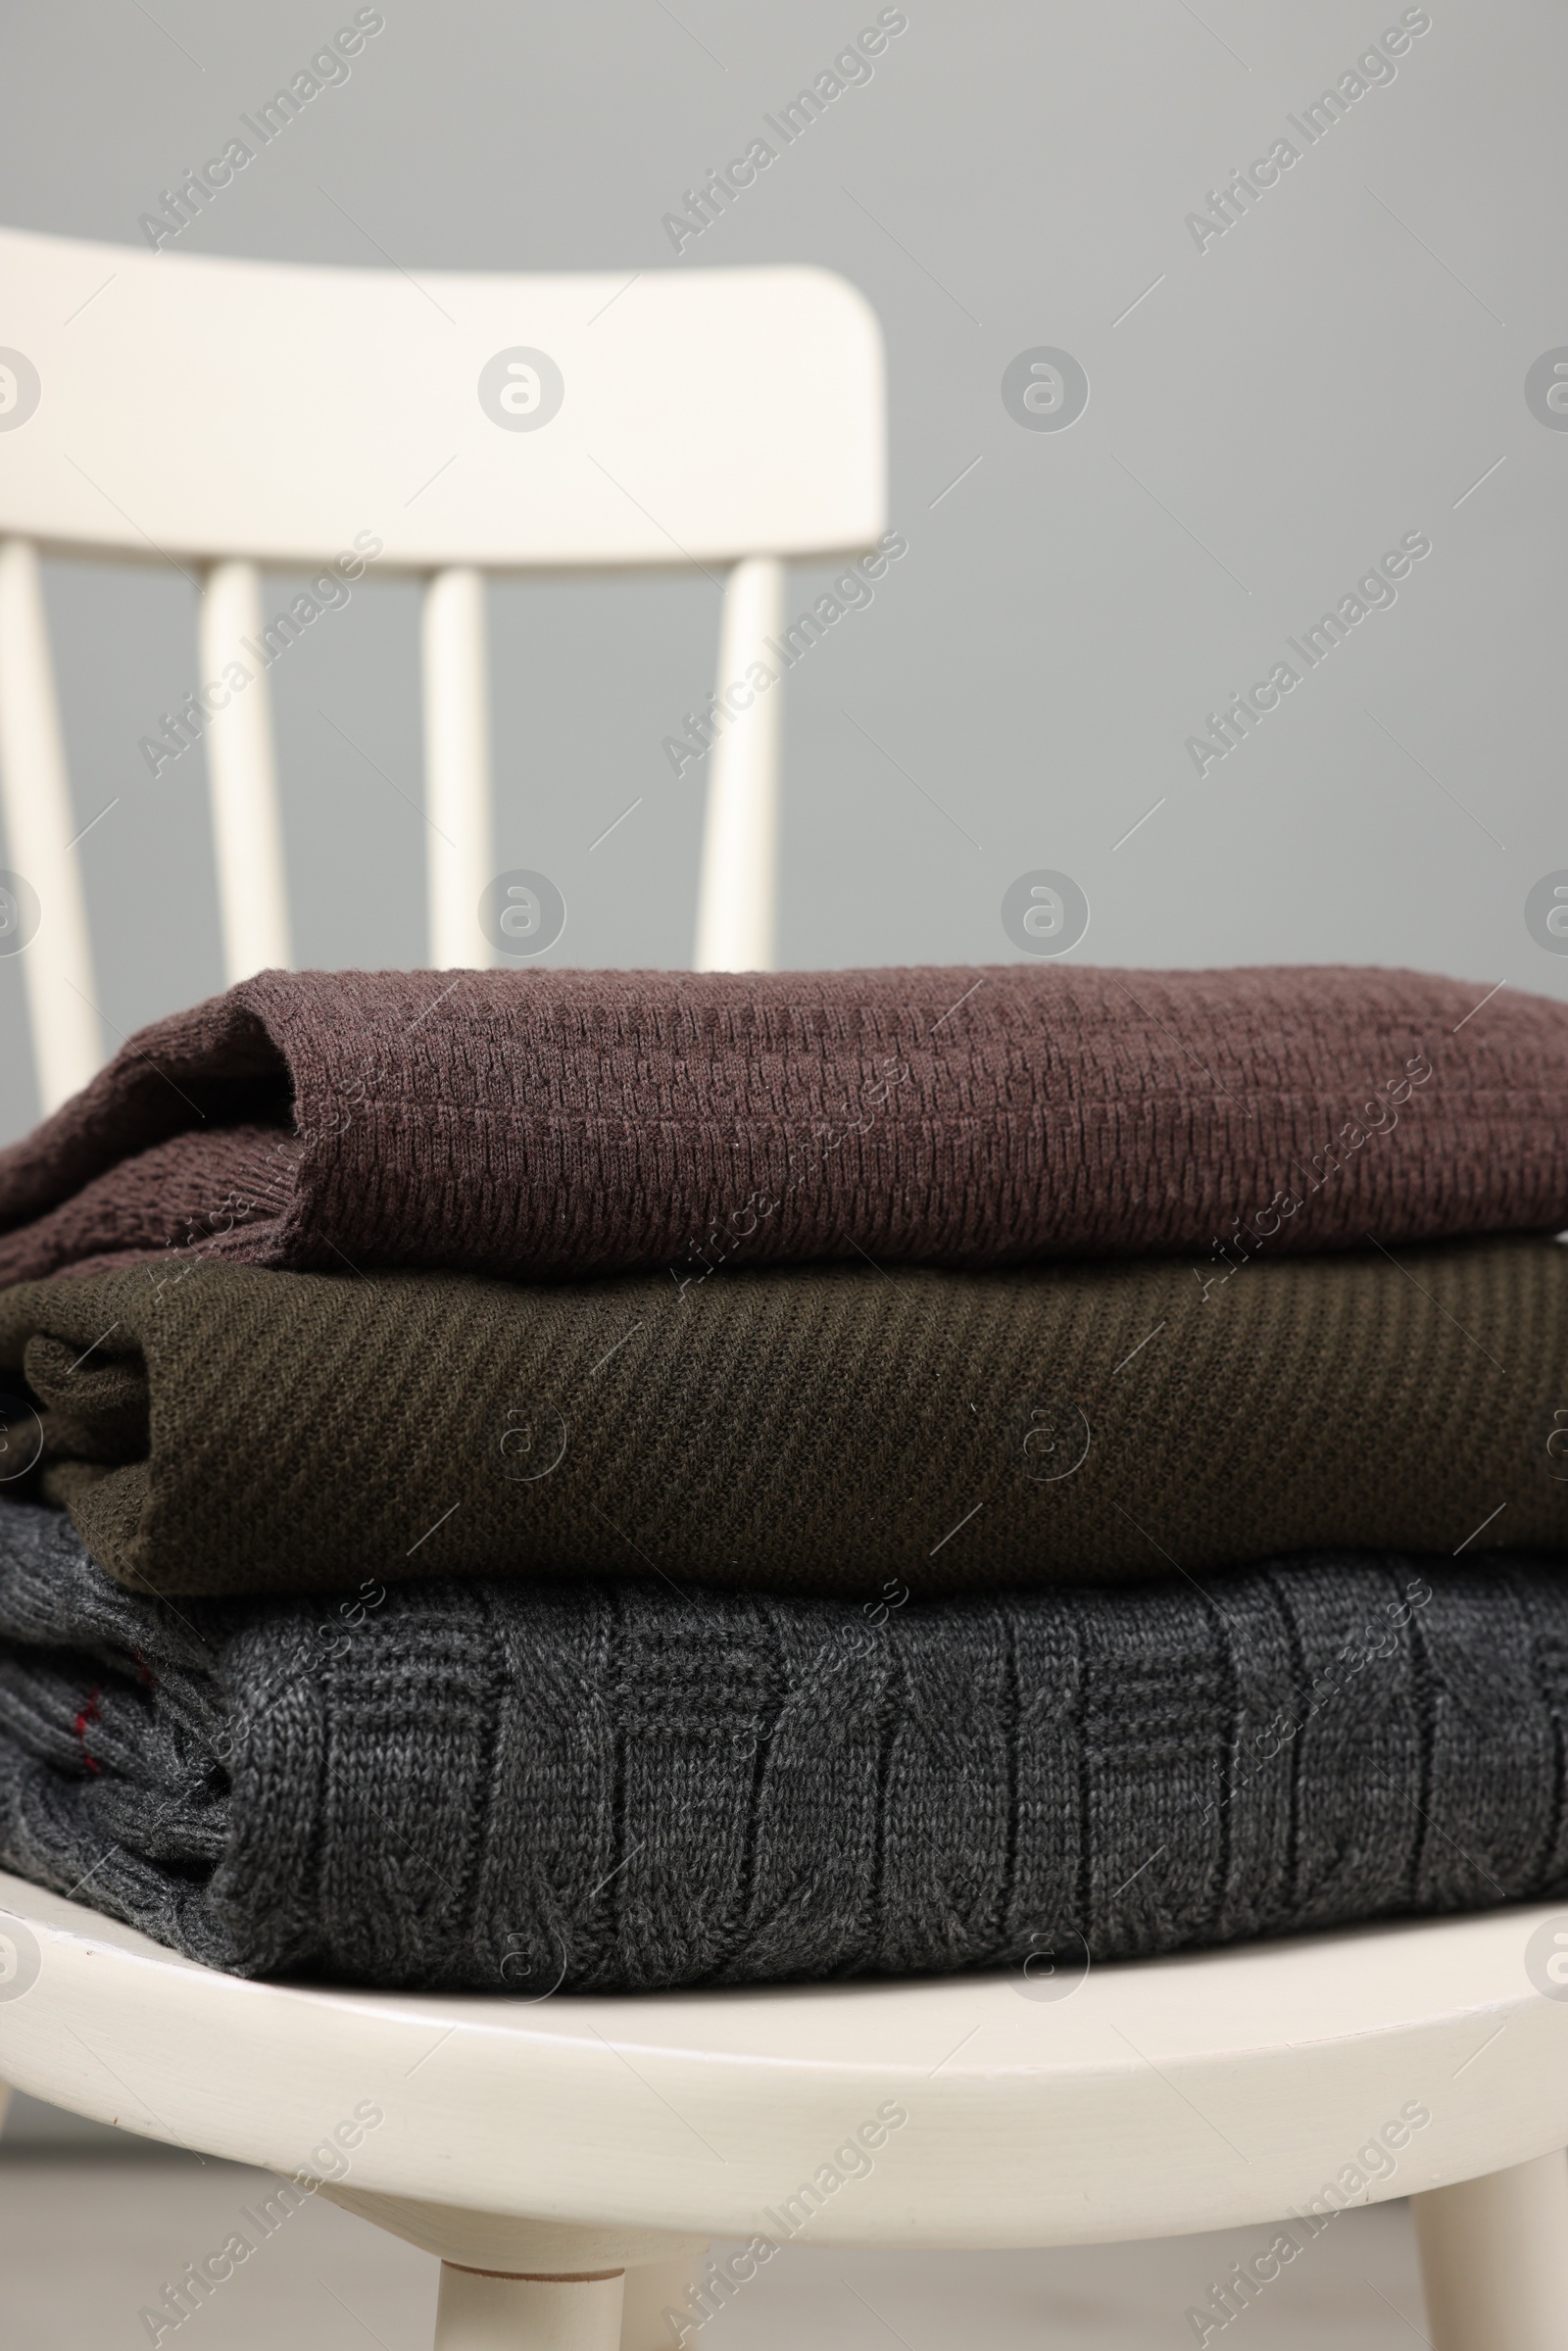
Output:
[{"xmin": 73, "ymin": 1686, "xmax": 103, "ymax": 1776}]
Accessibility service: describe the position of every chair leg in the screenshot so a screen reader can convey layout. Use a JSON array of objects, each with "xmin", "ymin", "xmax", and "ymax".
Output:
[
  {"xmin": 1411, "ymin": 2151, "xmax": 1568, "ymax": 2350},
  {"xmin": 619, "ymin": 2253, "xmax": 708, "ymax": 2349},
  {"xmin": 433, "ymin": 2265, "xmax": 625, "ymax": 2350}
]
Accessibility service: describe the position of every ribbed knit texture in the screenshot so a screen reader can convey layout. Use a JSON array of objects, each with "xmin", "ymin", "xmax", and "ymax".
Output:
[
  {"xmin": 4, "ymin": 1238, "xmax": 1567, "ymax": 1596},
  {"xmin": 0, "ymin": 1502, "xmax": 1563, "ymax": 1994},
  {"xmin": 0, "ymin": 964, "xmax": 1561, "ymax": 1286}
]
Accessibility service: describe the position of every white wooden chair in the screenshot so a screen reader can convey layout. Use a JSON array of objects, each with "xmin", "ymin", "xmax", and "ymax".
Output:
[{"xmin": 0, "ymin": 227, "xmax": 1565, "ymax": 2351}]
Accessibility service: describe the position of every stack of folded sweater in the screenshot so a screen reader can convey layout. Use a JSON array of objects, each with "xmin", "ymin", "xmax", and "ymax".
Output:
[{"xmin": 0, "ymin": 960, "xmax": 1565, "ymax": 1995}]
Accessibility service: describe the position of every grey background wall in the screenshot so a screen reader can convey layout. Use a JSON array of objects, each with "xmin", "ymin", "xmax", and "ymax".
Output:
[{"xmin": 0, "ymin": 0, "xmax": 1560, "ymax": 1147}]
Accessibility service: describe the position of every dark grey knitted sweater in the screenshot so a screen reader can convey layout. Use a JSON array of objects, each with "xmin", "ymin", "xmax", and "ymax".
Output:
[{"xmin": 0, "ymin": 1500, "xmax": 1561, "ymax": 1994}]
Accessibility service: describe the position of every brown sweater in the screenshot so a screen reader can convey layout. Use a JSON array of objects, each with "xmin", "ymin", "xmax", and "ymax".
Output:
[
  {"xmin": 2, "ymin": 1236, "xmax": 1563, "ymax": 1597},
  {"xmin": 0, "ymin": 963, "xmax": 1557, "ymax": 1286}
]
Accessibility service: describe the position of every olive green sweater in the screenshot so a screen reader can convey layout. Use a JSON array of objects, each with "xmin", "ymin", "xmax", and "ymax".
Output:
[{"xmin": 0, "ymin": 1236, "xmax": 1561, "ymax": 1597}]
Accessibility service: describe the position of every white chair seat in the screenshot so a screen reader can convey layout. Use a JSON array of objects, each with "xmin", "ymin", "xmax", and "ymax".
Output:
[
  {"xmin": 4, "ymin": 1871, "xmax": 1568, "ymax": 2346},
  {"xmin": 1, "ymin": 1868, "xmax": 1562, "ymax": 2241}
]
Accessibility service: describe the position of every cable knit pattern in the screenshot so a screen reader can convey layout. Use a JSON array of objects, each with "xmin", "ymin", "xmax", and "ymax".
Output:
[
  {"xmin": 0, "ymin": 1502, "xmax": 1563, "ymax": 1993},
  {"xmin": 2, "ymin": 1239, "xmax": 1566, "ymax": 1595},
  {"xmin": 0, "ymin": 963, "xmax": 1560, "ymax": 1284}
]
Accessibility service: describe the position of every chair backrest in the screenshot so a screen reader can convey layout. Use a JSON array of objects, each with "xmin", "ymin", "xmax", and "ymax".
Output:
[{"xmin": 0, "ymin": 225, "xmax": 887, "ymax": 1110}]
